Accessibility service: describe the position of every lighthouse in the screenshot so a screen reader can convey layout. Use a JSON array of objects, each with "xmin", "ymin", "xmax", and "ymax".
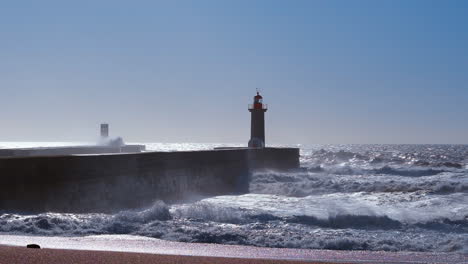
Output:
[
  {"xmin": 248, "ymin": 91, "xmax": 268, "ymax": 148},
  {"xmin": 100, "ymin": 123, "xmax": 109, "ymax": 138}
]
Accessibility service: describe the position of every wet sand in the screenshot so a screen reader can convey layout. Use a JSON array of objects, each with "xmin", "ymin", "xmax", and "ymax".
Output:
[
  {"xmin": 0, "ymin": 235, "xmax": 466, "ymax": 264},
  {"xmin": 0, "ymin": 245, "xmax": 327, "ymax": 264}
]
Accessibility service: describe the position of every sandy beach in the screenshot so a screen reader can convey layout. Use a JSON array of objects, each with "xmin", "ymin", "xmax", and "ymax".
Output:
[
  {"xmin": 0, "ymin": 235, "xmax": 466, "ymax": 264},
  {"xmin": 0, "ymin": 245, "xmax": 326, "ymax": 264}
]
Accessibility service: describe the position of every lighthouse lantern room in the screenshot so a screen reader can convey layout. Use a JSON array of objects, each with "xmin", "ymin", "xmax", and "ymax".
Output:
[{"xmin": 248, "ymin": 91, "xmax": 268, "ymax": 148}]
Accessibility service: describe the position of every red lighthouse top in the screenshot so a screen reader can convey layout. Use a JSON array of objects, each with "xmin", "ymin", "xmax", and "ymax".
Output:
[
  {"xmin": 249, "ymin": 91, "xmax": 267, "ymax": 111},
  {"xmin": 254, "ymin": 92, "xmax": 263, "ymax": 105}
]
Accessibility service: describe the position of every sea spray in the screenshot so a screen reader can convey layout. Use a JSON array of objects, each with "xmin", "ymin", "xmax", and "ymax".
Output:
[{"xmin": 0, "ymin": 143, "xmax": 467, "ymax": 253}]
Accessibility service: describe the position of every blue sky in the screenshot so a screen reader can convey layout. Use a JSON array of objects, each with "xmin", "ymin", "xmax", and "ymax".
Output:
[{"xmin": 1, "ymin": 0, "xmax": 467, "ymax": 144}]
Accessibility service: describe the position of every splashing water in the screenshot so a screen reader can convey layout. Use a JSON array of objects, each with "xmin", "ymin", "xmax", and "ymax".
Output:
[{"xmin": 0, "ymin": 143, "xmax": 467, "ymax": 253}]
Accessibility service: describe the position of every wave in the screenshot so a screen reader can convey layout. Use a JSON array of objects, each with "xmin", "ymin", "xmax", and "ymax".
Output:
[
  {"xmin": 1, "ymin": 144, "xmax": 468, "ymax": 253},
  {"xmin": 1, "ymin": 200, "xmax": 467, "ymax": 253},
  {"xmin": 307, "ymin": 165, "xmax": 449, "ymax": 177},
  {"xmin": 371, "ymin": 166, "xmax": 446, "ymax": 177},
  {"xmin": 1, "ymin": 199, "xmax": 467, "ymax": 233},
  {"xmin": 303, "ymin": 164, "xmax": 452, "ymax": 177},
  {"xmin": 250, "ymin": 168, "xmax": 468, "ymax": 197},
  {"xmin": 287, "ymin": 214, "xmax": 402, "ymax": 230},
  {"xmin": 172, "ymin": 203, "xmax": 252, "ymax": 224},
  {"xmin": 303, "ymin": 148, "xmax": 467, "ymax": 169}
]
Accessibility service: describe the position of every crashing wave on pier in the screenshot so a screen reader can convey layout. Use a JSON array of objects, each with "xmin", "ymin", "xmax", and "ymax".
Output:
[{"xmin": 0, "ymin": 143, "xmax": 467, "ymax": 253}]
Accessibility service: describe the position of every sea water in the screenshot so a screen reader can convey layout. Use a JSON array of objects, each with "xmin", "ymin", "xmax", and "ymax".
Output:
[{"xmin": 0, "ymin": 143, "xmax": 467, "ymax": 253}]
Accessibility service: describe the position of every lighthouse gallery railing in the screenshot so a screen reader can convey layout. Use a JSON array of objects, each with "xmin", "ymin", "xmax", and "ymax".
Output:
[{"xmin": 248, "ymin": 104, "xmax": 268, "ymax": 110}]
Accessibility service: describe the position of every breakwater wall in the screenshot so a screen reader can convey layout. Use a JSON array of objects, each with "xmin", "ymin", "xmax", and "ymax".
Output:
[
  {"xmin": 0, "ymin": 148, "xmax": 299, "ymax": 213},
  {"xmin": 0, "ymin": 145, "xmax": 145, "ymax": 157}
]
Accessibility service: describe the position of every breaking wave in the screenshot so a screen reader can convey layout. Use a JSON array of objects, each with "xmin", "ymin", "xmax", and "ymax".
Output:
[
  {"xmin": 250, "ymin": 169, "xmax": 468, "ymax": 197},
  {"xmin": 1, "ymin": 143, "xmax": 467, "ymax": 253},
  {"xmin": 1, "ymin": 199, "xmax": 467, "ymax": 253}
]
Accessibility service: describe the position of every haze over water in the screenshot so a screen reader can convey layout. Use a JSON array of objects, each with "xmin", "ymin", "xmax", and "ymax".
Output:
[{"xmin": 1, "ymin": 142, "xmax": 467, "ymax": 253}]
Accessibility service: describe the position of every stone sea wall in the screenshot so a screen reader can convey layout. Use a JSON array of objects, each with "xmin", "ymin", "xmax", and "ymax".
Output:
[{"xmin": 0, "ymin": 148, "xmax": 299, "ymax": 213}]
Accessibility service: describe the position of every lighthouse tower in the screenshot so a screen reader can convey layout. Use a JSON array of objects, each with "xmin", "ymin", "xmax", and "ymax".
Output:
[
  {"xmin": 248, "ymin": 91, "xmax": 268, "ymax": 148},
  {"xmin": 100, "ymin": 123, "xmax": 109, "ymax": 138}
]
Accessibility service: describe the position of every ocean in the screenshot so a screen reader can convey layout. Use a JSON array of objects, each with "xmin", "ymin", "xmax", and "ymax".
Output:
[{"xmin": 0, "ymin": 143, "xmax": 467, "ymax": 253}]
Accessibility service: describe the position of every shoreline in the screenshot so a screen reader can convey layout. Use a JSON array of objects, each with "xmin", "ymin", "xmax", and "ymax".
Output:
[
  {"xmin": 0, "ymin": 245, "xmax": 325, "ymax": 264},
  {"xmin": 0, "ymin": 234, "xmax": 466, "ymax": 264}
]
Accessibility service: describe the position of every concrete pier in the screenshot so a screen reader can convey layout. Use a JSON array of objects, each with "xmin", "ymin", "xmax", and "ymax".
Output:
[
  {"xmin": 0, "ymin": 145, "xmax": 146, "ymax": 157},
  {"xmin": 0, "ymin": 147, "xmax": 299, "ymax": 213}
]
